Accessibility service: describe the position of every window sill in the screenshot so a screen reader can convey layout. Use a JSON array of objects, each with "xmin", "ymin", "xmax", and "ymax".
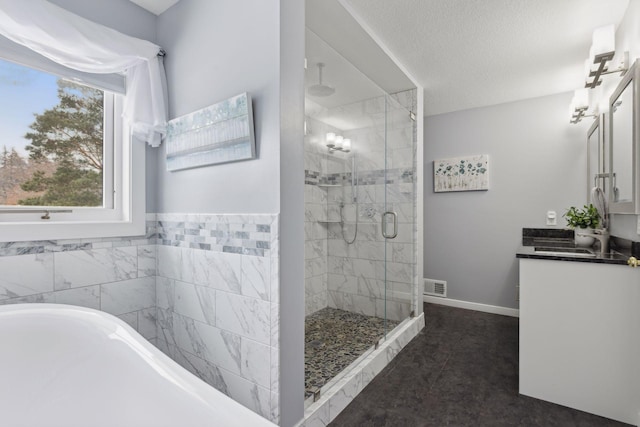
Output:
[{"xmin": 0, "ymin": 216, "xmax": 146, "ymax": 243}]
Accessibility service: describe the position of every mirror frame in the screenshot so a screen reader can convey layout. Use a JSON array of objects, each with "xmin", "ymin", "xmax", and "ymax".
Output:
[
  {"xmin": 608, "ymin": 59, "xmax": 640, "ymax": 214},
  {"xmin": 586, "ymin": 115, "xmax": 600, "ymax": 203}
]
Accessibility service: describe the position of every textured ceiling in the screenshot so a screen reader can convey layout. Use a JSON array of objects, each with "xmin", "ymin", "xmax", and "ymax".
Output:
[
  {"xmin": 342, "ymin": 0, "xmax": 630, "ymax": 116},
  {"xmin": 128, "ymin": 0, "xmax": 180, "ymax": 15}
]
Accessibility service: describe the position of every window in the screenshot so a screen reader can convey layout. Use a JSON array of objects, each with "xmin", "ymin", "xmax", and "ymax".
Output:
[
  {"xmin": 0, "ymin": 47, "xmax": 145, "ymax": 242},
  {"xmin": 0, "ymin": 59, "xmax": 110, "ymax": 208}
]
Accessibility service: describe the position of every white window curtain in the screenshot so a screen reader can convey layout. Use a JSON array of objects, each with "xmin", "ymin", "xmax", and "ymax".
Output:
[{"xmin": 0, "ymin": 0, "xmax": 167, "ymax": 147}]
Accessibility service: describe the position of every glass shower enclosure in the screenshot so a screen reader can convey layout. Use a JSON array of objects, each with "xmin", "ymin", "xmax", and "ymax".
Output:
[{"xmin": 303, "ymin": 28, "xmax": 417, "ymax": 402}]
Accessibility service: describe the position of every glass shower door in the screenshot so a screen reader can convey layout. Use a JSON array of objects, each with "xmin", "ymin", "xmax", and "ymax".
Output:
[
  {"xmin": 381, "ymin": 93, "xmax": 416, "ymax": 333},
  {"xmin": 304, "ymin": 23, "xmax": 418, "ymax": 403}
]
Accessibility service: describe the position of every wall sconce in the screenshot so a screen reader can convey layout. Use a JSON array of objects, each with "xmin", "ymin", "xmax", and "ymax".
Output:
[
  {"xmin": 570, "ymin": 88, "xmax": 594, "ymax": 124},
  {"xmin": 571, "ymin": 24, "xmax": 629, "ymax": 124},
  {"xmin": 326, "ymin": 132, "xmax": 350, "ymax": 153},
  {"xmin": 584, "ymin": 24, "xmax": 628, "ymax": 89}
]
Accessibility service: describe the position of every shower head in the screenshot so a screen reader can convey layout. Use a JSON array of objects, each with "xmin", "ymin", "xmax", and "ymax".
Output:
[{"xmin": 308, "ymin": 63, "xmax": 335, "ymax": 97}]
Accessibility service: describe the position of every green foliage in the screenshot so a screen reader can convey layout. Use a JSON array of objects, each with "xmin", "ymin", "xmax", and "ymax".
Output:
[
  {"xmin": 19, "ymin": 160, "xmax": 102, "ymax": 206},
  {"xmin": 19, "ymin": 79, "xmax": 104, "ymax": 206},
  {"xmin": 563, "ymin": 204, "xmax": 600, "ymax": 229},
  {"xmin": 0, "ymin": 146, "xmax": 27, "ymax": 203}
]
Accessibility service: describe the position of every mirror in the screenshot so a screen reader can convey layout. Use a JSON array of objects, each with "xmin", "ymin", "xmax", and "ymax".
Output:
[
  {"xmin": 586, "ymin": 116, "xmax": 602, "ymax": 202},
  {"xmin": 611, "ymin": 82, "xmax": 633, "ymax": 202},
  {"xmin": 609, "ymin": 59, "xmax": 640, "ymax": 214}
]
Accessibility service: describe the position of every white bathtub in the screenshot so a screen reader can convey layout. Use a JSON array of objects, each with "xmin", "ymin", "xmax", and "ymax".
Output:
[{"xmin": 0, "ymin": 304, "xmax": 276, "ymax": 427}]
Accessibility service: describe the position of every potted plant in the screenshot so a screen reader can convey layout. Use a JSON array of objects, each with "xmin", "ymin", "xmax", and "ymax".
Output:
[{"xmin": 563, "ymin": 204, "xmax": 601, "ymax": 247}]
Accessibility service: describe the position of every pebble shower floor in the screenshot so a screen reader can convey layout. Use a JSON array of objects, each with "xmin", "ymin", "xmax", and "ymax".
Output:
[{"xmin": 304, "ymin": 307, "xmax": 400, "ymax": 398}]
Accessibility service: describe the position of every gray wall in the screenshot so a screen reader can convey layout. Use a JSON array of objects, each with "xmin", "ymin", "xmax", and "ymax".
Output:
[
  {"xmin": 424, "ymin": 92, "xmax": 589, "ymax": 309},
  {"xmin": 145, "ymin": 147, "xmax": 158, "ymax": 213},
  {"xmin": 156, "ymin": 0, "xmax": 282, "ymax": 214},
  {"xmin": 157, "ymin": 1, "xmax": 306, "ymax": 425}
]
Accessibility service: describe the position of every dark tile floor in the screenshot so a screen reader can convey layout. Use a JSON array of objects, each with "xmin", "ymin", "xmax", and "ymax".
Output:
[
  {"xmin": 329, "ymin": 303, "xmax": 630, "ymax": 427},
  {"xmin": 305, "ymin": 308, "xmax": 400, "ymax": 398}
]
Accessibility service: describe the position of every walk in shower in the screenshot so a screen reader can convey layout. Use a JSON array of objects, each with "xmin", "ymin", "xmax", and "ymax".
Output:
[{"xmin": 304, "ymin": 27, "xmax": 418, "ymax": 401}]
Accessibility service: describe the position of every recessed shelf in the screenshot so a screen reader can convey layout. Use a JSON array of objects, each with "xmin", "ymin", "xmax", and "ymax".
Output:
[
  {"xmin": 317, "ymin": 184, "xmax": 341, "ymax": 188},
  {"xmin": 317, "ymin": 220, "xmax": 341, "ymax": 224}
]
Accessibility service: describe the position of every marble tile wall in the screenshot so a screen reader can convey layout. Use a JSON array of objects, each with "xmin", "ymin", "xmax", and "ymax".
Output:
[
  {"xmin": 154, "ymin": 213, "xmax": 280, "ymax": 424},
  {"xmin": 0, "ymin": 212, "xmax": 280, "ymax": 424},
  {"xmin": 304, "ymin": 117, "xmax": 337, "ymax": 316},
  {"xmin": 0, "ymin": 214, "xmax": 158, "ymax": 340}
]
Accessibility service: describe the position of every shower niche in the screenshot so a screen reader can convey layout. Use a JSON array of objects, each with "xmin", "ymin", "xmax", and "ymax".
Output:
[{"xmin": 303, "ymin": 26, "xmax": 418, "ymax": 403}]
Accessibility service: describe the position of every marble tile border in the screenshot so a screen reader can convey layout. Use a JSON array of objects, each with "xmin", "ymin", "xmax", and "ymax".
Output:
[
  {"xmin": 295, "ymin": 313, "xmax": 425, "ymax": 427},
  {"xmin": 156, "ymin": 213, "xmax": 274, "ymax": 257},
  {"xmin": 0, "ymin": 213, "xmax": 275, "ymax": 259},
  {"xmin": 0, "ymin": 215, "xmax": 157, "ymax": 257},
  {"xmin": 304, "ymin": 167, "xmax": 415, "ymax": 188}
]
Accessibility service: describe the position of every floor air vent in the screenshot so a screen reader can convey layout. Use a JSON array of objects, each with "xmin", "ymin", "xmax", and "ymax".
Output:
[{"xmin": 424, "ymin": 278, "xmax": 447, "ymax": 298}]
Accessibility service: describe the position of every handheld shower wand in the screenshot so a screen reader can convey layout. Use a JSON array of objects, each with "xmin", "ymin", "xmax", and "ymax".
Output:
[{"xmin": 341, "ymin": 154, "xmax": 358, "ymax": 244}]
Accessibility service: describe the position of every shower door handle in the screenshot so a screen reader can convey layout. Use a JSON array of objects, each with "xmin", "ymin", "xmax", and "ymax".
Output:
[{"xmin": 381, "ymin": 211, "xmax": 398, "ymax": 239}]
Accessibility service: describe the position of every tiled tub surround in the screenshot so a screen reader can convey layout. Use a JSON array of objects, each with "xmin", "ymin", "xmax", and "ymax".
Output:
[
  {"xmin": 0, "ymin": 216, "xmax": 158, "ymax": 340},
  {"xmin": 0, "ymin": 213, "xmax": 280, "ymax": 424},
  {"xmin": 154, "ymin": 213, "xmax": 280, "ymax": 423}
]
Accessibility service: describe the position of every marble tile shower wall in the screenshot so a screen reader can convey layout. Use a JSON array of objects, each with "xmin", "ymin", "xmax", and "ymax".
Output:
[
  {"xmin": 304, "ymin": 90, "xmax": 417, "ymax": 322},
  {"xmin": 154, "ymin": 213, "xmax": 280, "ymax": 424},
  {"xmin": 304, "ymin": 117, "xmax": 338, "ymax": 316},
  {"xmin": 0, "ymin": 214, "xmax": 158, "ymax": 339},
  {"xmin": 326, "ymin": 119, "xmax": 415, "ymax": 321}
]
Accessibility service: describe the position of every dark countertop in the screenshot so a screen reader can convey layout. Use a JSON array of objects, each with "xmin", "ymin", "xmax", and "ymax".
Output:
[
  {"xmin": 516, "ymin": 245, "xmax": 629, "ymax": 265},
  {"xmin": 516, "ymin": 227, "xmax": 637, "ymax": 266}
]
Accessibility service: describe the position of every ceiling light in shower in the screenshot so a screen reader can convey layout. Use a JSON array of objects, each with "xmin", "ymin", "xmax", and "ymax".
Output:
[
  {"xmin": 325, "ymin": 132, "xmax": 350, "ymax": 153},
  {"xmin": 308, "ymin": 63, "xmax": 335, "ymax": 97},
  {"xmin": 326, "ymin": 132, "xmax": 336, "ymax": 148}
]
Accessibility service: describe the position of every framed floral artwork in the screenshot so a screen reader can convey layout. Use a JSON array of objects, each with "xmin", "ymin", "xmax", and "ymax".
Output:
[{"xmin": 434, "ymin": 155, "xmax": 489, "ymax": 192}]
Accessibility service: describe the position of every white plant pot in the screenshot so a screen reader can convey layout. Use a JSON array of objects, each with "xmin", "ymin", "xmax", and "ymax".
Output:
[{"xmin": 574, "ymin": 228, "xmax": 595, "ymax": 247}]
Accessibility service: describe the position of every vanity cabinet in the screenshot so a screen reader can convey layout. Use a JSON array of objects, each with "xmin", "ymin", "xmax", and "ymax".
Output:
[{"xmin": 519, "ymin": 259, "xmax": 640, "ymax": 425}]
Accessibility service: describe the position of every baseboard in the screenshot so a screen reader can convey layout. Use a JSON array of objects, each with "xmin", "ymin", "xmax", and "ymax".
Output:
[{"xmin": 422, "ymin": 295, "xmax": 519, "ymax": 318}]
